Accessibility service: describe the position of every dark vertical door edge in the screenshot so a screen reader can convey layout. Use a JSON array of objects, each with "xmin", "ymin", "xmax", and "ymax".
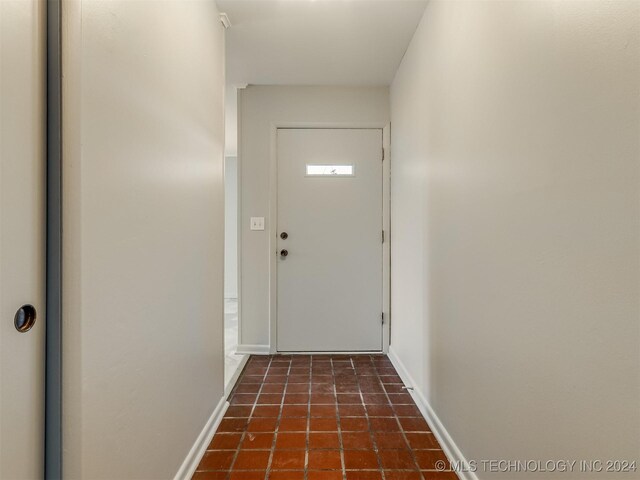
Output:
[{"xmin": 45, "ymin": 0, "xmax": 62, "ymax": 477}]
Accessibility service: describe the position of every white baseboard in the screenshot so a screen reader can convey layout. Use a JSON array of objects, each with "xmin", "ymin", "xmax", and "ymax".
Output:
[
  {"xmin": 173, "ymin": 396, "xmax": 229, "ymax": 480},
  {"xmin": 225, "ymin": 354, "xmax": 249, "ymax": 397},
  {"xmin": 236, "ymin": 346, "xmax": 385, "ymax": 355},
  {"xmin": 277, "ymin": 350, "xmax": 383, "ymax": 355},
  {"xmin": 388, "ymin": 346, "xmax": 478, "ymax": 480},
  {"xmin": 236, "ymin": 344, "xmax": 270, "ymax": 355}
]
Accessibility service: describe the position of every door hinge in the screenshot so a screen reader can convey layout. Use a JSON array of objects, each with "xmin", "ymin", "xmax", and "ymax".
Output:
[
  {"xmin": 381, "ymin": 312, "xmax": 385, "ymax": 324},
  {"xmin": 382, "ymin": 230, "xmax": 385, "ymax": 244},
  {"xmin": 382, "ymin": 147, "xmax": 385, "ymax": 162}
]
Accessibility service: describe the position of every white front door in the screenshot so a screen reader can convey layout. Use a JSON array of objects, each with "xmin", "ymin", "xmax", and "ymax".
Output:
[
  {"xmin": 277, "ymin": 128, "xmax": 383, "ymax": 352},
  {"xmin": 0, "ymin": 0, "xmax": 46, "ymax": 477}
]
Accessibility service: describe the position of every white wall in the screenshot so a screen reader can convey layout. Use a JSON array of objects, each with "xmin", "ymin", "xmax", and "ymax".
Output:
[
  {"xmin": 225, "ymin": 88, "xmax": 238, "ymax": 156},
  {"xmin": 238, "ymin": 86, "xmax": 389, "ymax": 349},
  {"xmin": 225, "ymin": 156, "xmax": 238, "ymax": 299},
  {"xmin": 61, "ymin": 1, "xmax": 226, "ymax": 478},
  {"xmin": 390, "ymin": 1, "xmax": 640, "ymax": 477}
]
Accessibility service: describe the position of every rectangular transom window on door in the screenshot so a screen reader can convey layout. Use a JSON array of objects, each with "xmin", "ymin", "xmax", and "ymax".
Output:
[{"xmin": 305, "ymin": 164, "xmax": 354, "ymax": 176}]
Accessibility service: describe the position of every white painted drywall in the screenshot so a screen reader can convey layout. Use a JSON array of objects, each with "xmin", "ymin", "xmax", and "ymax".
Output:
[
  {"xmin": 225, "ymin": 88, "xmax": 238, "ymax": 156},
  {"xmin": 61, "ymin": 1, "xmax": 226, "ymax": 478},
  {"xmin": 225, "ymin": 156, "xmax": 238, "ymax": 299},
  {"xmin": 238, "ymin": 86, "xmax": 389, "ymax": 348},
  {"xmin": 391, "ymin": 1, "xmax": 640, "ymax": 477},
  {"xmin": 219, "ymin": 0, "xmax": 427, "ymax": 86}
]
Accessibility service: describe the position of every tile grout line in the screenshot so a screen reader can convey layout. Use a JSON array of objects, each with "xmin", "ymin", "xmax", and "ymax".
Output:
[
  {"xmin": 224, "ymin": 356, "xmax": 272, "ymax": 480},
  {"xmin": 264, "ymin": 356, "xmax": 292, "ymax": 479},
  {"xmin": 354, "ymin": 355, "xmax": 387, "ymax": 480},
  {"xmin": 304, "ymin": 356, "xmax": 313, "ymax": 480},
  {"xmin": 332, "ymin": 357, "xmax": 348, "ymax": 480}
]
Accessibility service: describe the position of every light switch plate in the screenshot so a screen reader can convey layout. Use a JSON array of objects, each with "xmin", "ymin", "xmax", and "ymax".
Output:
[{"xmin": 250, "ymin": 217, "xmax": 265, "ymax": 231}]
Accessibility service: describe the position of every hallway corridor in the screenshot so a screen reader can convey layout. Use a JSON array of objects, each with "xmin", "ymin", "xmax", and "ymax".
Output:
[{"xmin": 194, "ymin": 355, "xmax": 457, "ymax": 480}]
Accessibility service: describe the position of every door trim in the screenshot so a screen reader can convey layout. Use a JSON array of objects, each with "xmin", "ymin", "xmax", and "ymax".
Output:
[{"xmin": 268, "ymin": 123, "xmax": 391, "ymax": 354}]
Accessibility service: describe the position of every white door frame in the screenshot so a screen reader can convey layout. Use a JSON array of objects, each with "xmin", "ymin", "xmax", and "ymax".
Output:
[{"xmin": 268, "ymin": 122, "xmax": 391, "ymax": 354}]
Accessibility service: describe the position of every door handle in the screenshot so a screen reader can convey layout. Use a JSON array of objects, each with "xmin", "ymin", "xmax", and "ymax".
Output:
[
  {"xmin": 280, "ymin": 249, "xmax": 288, "ymax": 257},
  {"xmin": 14, "ymin": 305, "xmax": 37, "ymax": 333}
]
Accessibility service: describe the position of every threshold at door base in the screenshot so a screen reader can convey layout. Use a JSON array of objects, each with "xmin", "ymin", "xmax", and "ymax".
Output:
[{"xmin": 235, "ymin": 344, "xmax": 271, "ymax": 355}]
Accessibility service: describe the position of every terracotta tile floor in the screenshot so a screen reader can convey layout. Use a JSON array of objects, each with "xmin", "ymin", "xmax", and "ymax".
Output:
[{"xmin": 193, "ymin": 355, "xmax": 458, "ymax": 480}]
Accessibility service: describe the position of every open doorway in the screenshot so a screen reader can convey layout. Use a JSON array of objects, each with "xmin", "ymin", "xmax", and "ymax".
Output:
[{"xmin": 223, "ymin": 86, "xmax": 246, "ymax": 392}]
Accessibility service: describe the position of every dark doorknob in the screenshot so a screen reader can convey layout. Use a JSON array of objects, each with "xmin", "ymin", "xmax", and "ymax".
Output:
[
  {"xmin": 280, "ymin": 232, "xmax": 288, "ymax": 240},
  {"xmin": 280, "ymin": 249, "xmax": 288, "ymax": 257},
  {"xmin": 14, "ymin": 304, "xmax": 37, "ymax": 333}
]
